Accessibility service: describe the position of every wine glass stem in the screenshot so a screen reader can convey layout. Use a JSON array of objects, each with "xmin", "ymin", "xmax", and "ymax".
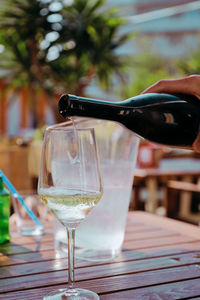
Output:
[{"xmin": 67, "ymin": 227, "xmax": 75, "ymax": 289}]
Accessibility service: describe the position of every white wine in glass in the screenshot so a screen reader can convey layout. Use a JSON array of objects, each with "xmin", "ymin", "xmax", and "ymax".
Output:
[{"xmin": 38, "ymin": 127, "xmax": 103, "ymax": 299}]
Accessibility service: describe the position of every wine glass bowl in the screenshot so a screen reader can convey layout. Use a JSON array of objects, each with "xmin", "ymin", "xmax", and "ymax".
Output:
[{"xmin": 38, "ymin": 127, "xmax": 102, "ymax": 299}]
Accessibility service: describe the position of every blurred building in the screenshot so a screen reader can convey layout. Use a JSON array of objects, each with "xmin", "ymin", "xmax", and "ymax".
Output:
[
  {"xmin": 112, "ymin": 0, "xmax": 200, "ymax": 58},
  {"xmin": 86, "ymin": 0, "xmax": 200, "ymax": 98}
]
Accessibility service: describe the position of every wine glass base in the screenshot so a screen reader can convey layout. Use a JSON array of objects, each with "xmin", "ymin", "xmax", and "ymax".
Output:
[{"xmin": 43, "ymin": 288, "xmax": 99, "ymax": 299}]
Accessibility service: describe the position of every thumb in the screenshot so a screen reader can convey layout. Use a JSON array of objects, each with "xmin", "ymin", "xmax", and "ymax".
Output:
[{"xmin": 192, "ymin": 132, "xmax": 200, "ymax": 153}]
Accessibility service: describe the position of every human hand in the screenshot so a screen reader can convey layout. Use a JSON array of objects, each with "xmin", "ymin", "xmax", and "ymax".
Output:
[{"xmin": 142, "ymin": 75, "xmax": 200, "ymax": 153}]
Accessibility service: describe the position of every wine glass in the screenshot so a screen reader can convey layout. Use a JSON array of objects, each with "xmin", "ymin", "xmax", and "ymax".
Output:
[{"xmin": 38, "ymin": 127, "xmax": 103, "ymax": 299}]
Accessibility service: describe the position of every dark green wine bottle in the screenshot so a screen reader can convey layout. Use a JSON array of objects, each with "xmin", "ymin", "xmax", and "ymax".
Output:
[
  {"xmin": 0, "ymin": 176, "xmax": 10, "ymax": 244},
  {"xmin": 58, "ymin": 93, "xmax": 200, "ymax": 148}
]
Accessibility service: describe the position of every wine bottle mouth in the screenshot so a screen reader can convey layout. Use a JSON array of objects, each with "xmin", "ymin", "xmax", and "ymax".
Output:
[{"xmin": 58, "ymin": 94, "xmax": 70, "ymax": 118}]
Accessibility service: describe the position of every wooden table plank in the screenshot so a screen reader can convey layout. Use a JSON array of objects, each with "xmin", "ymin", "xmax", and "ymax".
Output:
[
  {"xmin": 124, "ymin": 234, "xmax": 198, "ymax": 250},
  {"xmin": 0, "ymin": 243, "xmax": 54, "ymax": 256},
  {"xmin": 2, "ymin": 240, "xmax": 200, "ymax": 272},
  {"xmin": 101, "ymin": 278, "xmax": 200, "ymax": 299},
  {"xmin": 1, "ymin": 251, "xmax": 200, "ymax": 280},
  {"xmin": 126, "ymin": 211, "xmax": 200, "ymax": 239},
  {"xmin": 1, "ymin": 211, "xmax": 200, "ymax": 299},
  {"xmin": 1, "ymin": 264, "xmax": 200, "ymax": 298}
]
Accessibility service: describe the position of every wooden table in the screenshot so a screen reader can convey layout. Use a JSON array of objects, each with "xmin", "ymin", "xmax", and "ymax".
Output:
[
  {"xmin": 132, "ymin": 158, "xmax": 200, "ymax": 214},
  {"xmin": 1, "ymin": 211, "xmax": 200, "ymax": 299}
]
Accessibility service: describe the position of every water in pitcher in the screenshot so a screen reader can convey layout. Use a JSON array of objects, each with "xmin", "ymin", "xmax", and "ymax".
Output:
[{"xmin": 75, "ymin": 161, "xmax": 134, "ymax": 256}]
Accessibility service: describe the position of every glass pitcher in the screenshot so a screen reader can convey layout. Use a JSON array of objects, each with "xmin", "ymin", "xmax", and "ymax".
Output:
[{"xmin": 54, "ymin": 118, "xmax": 139, "ymax": 261}]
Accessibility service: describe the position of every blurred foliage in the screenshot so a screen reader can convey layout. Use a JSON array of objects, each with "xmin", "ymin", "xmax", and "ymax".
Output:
[
  {"xmin": 176, "ymin": 49, "xmax": 200, "ymax": 76},
  {"xmin": 119, "ymin": 53, "xmax": 182, "ymax": 98},
  {"xmin": 0, "ymin": 0, "xmax": 130, "ymax": 95},
  {"xmin": 0, "ymin": 0, "xmax": 131, "ymax": 126},
  {"xmin": 120, "ymin": 42, "xmax": 200, "ymax": 99}
]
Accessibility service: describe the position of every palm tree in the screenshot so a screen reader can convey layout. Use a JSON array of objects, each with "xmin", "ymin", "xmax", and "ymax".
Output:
[{"xmin": 0, "ymin": 0, "xmax": 131, "ymax": 126}]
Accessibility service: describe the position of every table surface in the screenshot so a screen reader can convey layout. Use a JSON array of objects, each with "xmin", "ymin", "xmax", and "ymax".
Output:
[{"xmin": 1, "ymin": 211, "xmax": 200, "ymax": 299}]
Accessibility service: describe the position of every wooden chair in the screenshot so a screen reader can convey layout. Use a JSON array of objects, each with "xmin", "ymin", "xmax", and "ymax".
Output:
[{"xmin": 166, "ymin": 180, "xmax": 200, "ymax": 224}]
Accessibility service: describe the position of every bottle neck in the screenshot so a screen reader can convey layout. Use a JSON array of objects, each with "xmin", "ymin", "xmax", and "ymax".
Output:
[
  {"xmin": 0, "ymin": 177, "xmax": 4, "ymax": 190},
  {"xmin": 58, "ymin": 94, "xmax": 122, "ymax": 121}
]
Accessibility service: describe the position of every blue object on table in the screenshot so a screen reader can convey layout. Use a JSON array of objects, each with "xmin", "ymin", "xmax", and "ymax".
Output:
[{"xmin": 0, "ymin": 170, "xmax": 42, "ymax": 227}]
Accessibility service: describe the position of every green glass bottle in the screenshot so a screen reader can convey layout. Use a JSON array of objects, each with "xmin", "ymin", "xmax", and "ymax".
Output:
[{"xmin": 0, "ymin": 176, "xmax": 10, "ymax": 244}]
